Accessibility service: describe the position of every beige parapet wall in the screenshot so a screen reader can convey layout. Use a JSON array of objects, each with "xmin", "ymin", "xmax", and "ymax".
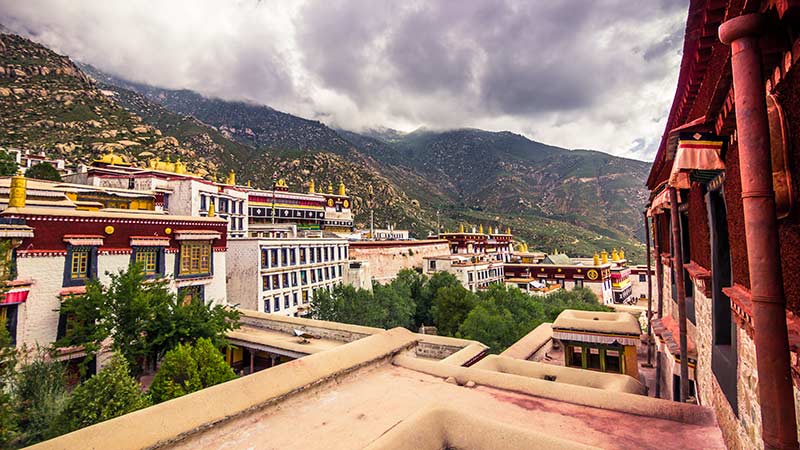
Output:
[
  {"xmin": 499, "ymin": 322, "xmax": 553, "ymax": 361},
  {"xmin": 236, "ymin": 308, "xmax": 487, "ymax": 361},
  {"xmin": 363, "ymin": 405, "xmax": 600, "ymax": 450},
  {"xmin": 29, "ymin": 328, "xmax": 419, "ymax": 450},
  {"xmin": 472, "ymin": 355, "xmax": 646, "ymax": 395},
  {"xmin": 392, "ymin": 355, "xmax": 716, "ymax": 426}
]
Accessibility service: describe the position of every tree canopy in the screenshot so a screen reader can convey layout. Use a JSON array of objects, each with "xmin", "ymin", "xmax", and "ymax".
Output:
[
  {"xmin": 56, "ymin": 357, "xmax": 150, "ymax": 434},
  {"xmin": 25, "ymin": 162, "xmax": 61, "ymax": 181},
  {"xmin": 149, "ymin": 338, "xmax": 236, "ymax": 403},
  {"xmin": 56, "ymin": 264, "xmax": 240, "ymax": 375},
  {"xmin": 0, "ymin": 151, "xmax": 17, "ymax": 176}
]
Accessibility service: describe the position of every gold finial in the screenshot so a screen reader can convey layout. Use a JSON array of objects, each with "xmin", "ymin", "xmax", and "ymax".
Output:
[
  {"xmin": 309, "ymin": 180, "xmax": 315, "ymax": 193},
  {"xmin": 593, "ymin": 252, "xmax": 600, "ymax": 266},
  {"xmin": 507, "ymin": 227, "xmax": 511, "ymax": 235},
  {"xmin": 247, "ymin": 180, "xmax": 252, "ymax": 188},
  {"xmin": 601, "ymin": 249, "xmax": 608, "ymax": 264},
  {"xmin": 8, "ymin": 174, "xmax": 26, "ymax": 208},
  {"xmin": 327, "ymin": 181, "xmax": 333, "ymax": 194},
  {"xmin": 148, "ymin": 158, "xmax": 158, "ymax": 169},
  {"xmin": 619, "ymin": 249, "xmax": 625, "ymax": 260},
  {"xmin": 612, "ymin": 248, "xmax": 619, "ymax": 262},
  {"xmin": 208, "ymin": 200, "xmax": 215, "ymax": 217},
  {"xmin": 479, "ymin": 224, "xmax": 484, "ymax": 234},
  {"xmin": 226, "ymin": 170, "xmax": 236, "ymax": 185},
  {"xmin": 488, "ymin": 226, "xmax": 493, "ymax": 234},
  {"xmin": 459, "ymin": 223, "xmax": 465, "ymax": 233},
  {"xmin": 338, "ymin": 181, "xmax": 346, "ymax": 196}
]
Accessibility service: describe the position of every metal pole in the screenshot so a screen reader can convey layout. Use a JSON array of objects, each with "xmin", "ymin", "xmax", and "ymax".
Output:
[
  {"xmin": 721, "ymin": 14, "xmax": 798, "ymax": 450},
  {"xmin": 644, "ymin": 211, "xmax": 654, "ymax": 367}
]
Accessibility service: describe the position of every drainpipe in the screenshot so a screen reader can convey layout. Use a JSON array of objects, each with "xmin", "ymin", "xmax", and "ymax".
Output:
[
  {"xmin": 644, "ymin": 211, "xmax": 654, "ymax": 367},
  {"xmin": 654, "ymin": 212, "xmax": 665, "ymax": 398},
  {"xmin": 720, "ymin": 14, "xmax": 799, "ymax": 450}
]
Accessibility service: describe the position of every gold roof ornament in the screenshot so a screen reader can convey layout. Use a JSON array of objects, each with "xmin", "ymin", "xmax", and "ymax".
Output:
[
  {"xmin": 208, "ymin": 200, "xmax": 215, "ymax": 218},
  {"xmin": 459, "ymin": 223, "xmax": 465, "ymax": 233},
  {"xmin": 488, "ymin": 226, "xmax": 493, "ymax": 234},
  {"xmin": 247, "ymin": 180, "xmax": 252, "ymax": 188},
  {"xmin": 175, "ymin": 160, "xmax": 187, "ymax": 175},
  {"xmin": 338, "ymin": 182, "xmax": 346, "ymax": 196},
  {"xmin": 8, "ymin": 174, "xmax": 26, "ymax": 208},
  {"xmin": 619, "ymin": 249, "xmax": 626, "ymax": 260},
  {"xmin": 601, "ymin": 249, "xmax": 609, "ymax": 264},
  {"xmin": 309, "ymin": 180, "xmax": 315, "ymax": 194},
  {"xmin": 226, "ymin": 170, "xmax": 236, "ymax": 186},
  {"xmin": 593, "ymin": 252, "xmax": 600, "ymax": 266},
  {"xmin": 148, "ymin": 158, "xmax": 158, "ymax": 169},
  {"xmin": 327, "ymin": 181, "xmax": 334, "ymax": 194},
  {"xmin": 479, "ymin": 224, "xmax": 484, "ymax": 234},
  {"xmin": 277, "ymin": 179, "xmax": 288, "ymax": 188},
  {"xmin": 507, "ymin": 227, "xmax": 511, "ymax": 235},
  {"xmin": 612, "ymin": 248, "xmax": 619, "ymax": 262}
]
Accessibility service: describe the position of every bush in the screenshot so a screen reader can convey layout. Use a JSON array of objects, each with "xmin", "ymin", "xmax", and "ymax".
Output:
[
  {"xmin": 13, "ymin": 350, "xmax": 68, "ymax": 446},
  {"xmin": 431, "ymin": 285, "xmax": 477, "ymax": 336},
  {"xmin": 25, "ymin": 162, "xmax": 61, "ymax": 181},
  {"xmin": 149, "ymin": 338, "xmax": 236, "ymax": 403},
  {"xmin": 56, "ymin": 357, "xmax": 150, "ymax": 434}
]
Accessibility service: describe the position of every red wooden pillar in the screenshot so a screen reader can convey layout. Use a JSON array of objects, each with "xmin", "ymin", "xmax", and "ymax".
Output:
[
  {"xmin": 644, "ymin": 211, "xmax": 654, "ymax": 367},
  {"xmin": 720, "ymin": 14, "xmax": 799, "ymax": 450},
  {"xmin": 249, "ymin": 351, "xmax": 255, "ymax": 375}
]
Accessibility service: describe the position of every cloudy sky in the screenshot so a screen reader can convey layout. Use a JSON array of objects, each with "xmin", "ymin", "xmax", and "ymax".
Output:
[{"xmin": 0, "ymin": 0, "xmax": 687, "ymax": 161}]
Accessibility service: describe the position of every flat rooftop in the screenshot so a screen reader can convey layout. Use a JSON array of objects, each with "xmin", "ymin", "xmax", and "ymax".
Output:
[{"xmin": 32, "ymin": 327, "xmax": 724, "ymax": 450}]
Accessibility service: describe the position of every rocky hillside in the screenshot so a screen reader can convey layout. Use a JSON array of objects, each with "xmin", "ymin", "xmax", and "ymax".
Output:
[{"xmin": 0, "ymin": 31, "xmax": 651, "ymax": 261}]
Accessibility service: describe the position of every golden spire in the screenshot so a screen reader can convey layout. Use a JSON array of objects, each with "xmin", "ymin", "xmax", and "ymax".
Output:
[
  {"xmin": 459, "ymin": 223, "xmax": 465, "ymax": 233},
  {"xmin": 174, "ymin": 160, "xmax": 186, "ymax": 174},
  {"xmin": 488, "ymin": 226, "xmax": 493, "ymax": 234},
  {"xmin": 309, "ymin": 180, "xmax": 315, "ymax": 194},
  {"xmin": 619, "ymin": 249, "xmax": 626, "ymax": 260},
  {"xmin": 338, "ymin": 181, "xmax": 346, "ymax": 196},
  {"xmin": 226, "ymin": 170, "xmax": 236, "ymax": 185},
  {"xmin": 8, "ymin": 174, "xmax": 26, "ymax": 208},
  {"xmin": 593, "ymin": 252, "xmax": 600, "ymax": 266},
  {"xmin": 247, "ymin": 180, "xmax": 252, "ymax": 188},
  {"xmin": 601, "ymin": 249, "xmax": 608, "ymax": 264},
  {"xmin": 327, "ymin": 181, "xmax": 334, "ymax": 194},
  {"xmin": 479, "ymin": 224, "xmax": 484, "ymax": 234},
  {"xmin": 507, "ymin": 227, "xmax": 511, "ymax": 235},
  {"xmin": 207, "ymin": 200, "xmax": 215, "ymax": 217},
  {"xmin": 612, "ymin": 248, "xmax": 619, "ymax": 262}
]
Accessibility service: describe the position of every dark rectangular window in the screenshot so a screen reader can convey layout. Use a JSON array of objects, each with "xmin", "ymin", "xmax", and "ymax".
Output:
[
  {"xmin": 63, "ymin": 246, "xmax": 98, "ymax": 287},
  {"xmin": 178, "ymin": 241, "xmax": 212, "ymax": 277},
  {"xmin": 586, "ymin": 347, "xmax": 601, "ymax": 370},
  {"xmin": 0, "ymin": 305, "xmax": 18, "ymax": 345},
  {"xmin": 605, "ymin": 349, "xmax": 622, "ymax": 373},
  {"xmin": 569, "ymin": 346, "xmax": 583, "ymax": 367},
  {"xmin": 274, "ymin": 297, "xmax": 280, "ymax": 311},
  {"xmin": 132, "ymin": 247, "xmax": 164, "ymax": 277},
  {"xmin": 284, "ymin": 295, "xmax": 290, "ymax": 308}
]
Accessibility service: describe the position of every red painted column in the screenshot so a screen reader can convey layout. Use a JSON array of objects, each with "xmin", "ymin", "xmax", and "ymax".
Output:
[
  {"xmin": 669, "ymin": 187, "xmax": 690, "ymax": 402},
  {"xmin": 654, "ymin": 212, "xmax": 665, "ymax": 398},
  {"xmin": 644, "ymin": 211, "xmax": 654, "ymax": 367},
  {"xmin": 720, "ymin": 14, "xmax": 799, "ymax": 450}
]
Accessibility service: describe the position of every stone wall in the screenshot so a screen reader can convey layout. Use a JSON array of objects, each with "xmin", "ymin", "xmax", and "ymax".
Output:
[{"xmin": 349, "ymin": 240, "xmax": 450, "ymax": 283}]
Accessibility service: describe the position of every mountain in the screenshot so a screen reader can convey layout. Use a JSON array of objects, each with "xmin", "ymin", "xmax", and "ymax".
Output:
[{"xmin": 1, "ymin": 31, "xmax": 650, "ymax": 262}]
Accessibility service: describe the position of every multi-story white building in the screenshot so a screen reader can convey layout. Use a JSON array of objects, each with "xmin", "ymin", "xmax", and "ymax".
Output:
[
  {"xmin": 423, "ymin": 254, "xmax": 505, "ymax": 293},
  {"xmin": 226, "ymin": 225, "xmax": 349, "ymax": 317}
]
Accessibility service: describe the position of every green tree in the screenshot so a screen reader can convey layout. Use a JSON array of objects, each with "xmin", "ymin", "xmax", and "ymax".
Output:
[
  {"xmin": 0, "ymin": 318, "xmax": 18, "ymax": 448},
  {"xmin": 149, "ymin": 338, "xmax": 235, "ymax": 403},
  {"xmin": 418, "ymin": 272, "xmax": 462, "ymax": 327},
  {"xmin": 24, "ymin": 162, "xmax": 62, "ymax": 181},
  {"xmin": 13, "ymin": 349, "xmax": 68, "ymax": 447},
  {"xmin": 430, "ymin": 285, "xmax": 477, "ymax": 336},
  {"xmin": 393, "ymin": 269, "xmax": 428, "ymax": 327},
  {"xmin": 310, "ymin": 285, "xmax": 383, "ymax": 327},
  {"xmin": 0, "ymin": 151, "xmax": 18, "ymax": 176},
  {"xmin": 56, "ymin": 264, "xmax": 240, "ymax": 375},
  {"xmin": 458, "ymin": 303, "xmax": 519, "ymax": 353},
  {"xmin": 56, "ymin": 357, "xmax": 150, "ymax": 434},
  {"xmin": 373, "ymin": 281, "xmax": 415, "ymax": 329}
]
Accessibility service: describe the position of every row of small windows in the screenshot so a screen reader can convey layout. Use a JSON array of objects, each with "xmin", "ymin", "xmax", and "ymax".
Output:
[
  {"xmin": 200, "ymin": 194, "xmax": 245, "ymax": 215},
  {"xmin": 262, "ymin": 265, "xmax": 344, "ymax": 291},
  {"xmin": 261, "ymin": 245, "xmax": 347, "ymax": 268},
  {"xmin": 264, "ymin": 284, "xmax": 339, "ymax": 313},
  {"xmin": 467, "ymin": 268, "xmax": 503, "ymax": 283},
  {"xmin": 64, "ymin": 241, "xmax": 213, "ymax": 287}
]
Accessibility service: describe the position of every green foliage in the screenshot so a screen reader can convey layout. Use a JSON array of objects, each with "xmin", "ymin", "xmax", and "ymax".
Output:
[
  {"xmin": 394, "ymin": 269, "xmax": 428, "ymax": 327},
  {"xmin": 0, "ymin": 151, "xmax": 18, "ymax": 177},
  {"xmin": 0, "ymin": 318, "xmax": 18, "ymax": 448},
  {"xmin": 431, "ymin": 285, "xmax": 477, "ymax": 337},
  {"xmin": 372, "ymin": 280, "xmax": 415, "ymax": 329},
  {"xmin": 418, "ymin": 272, "xmax": 462, "ymax": 327},
  {"xmin": 149, "ymin": 338, "xmax": 235, "ymax": 403},
  {"xmin": 56, "ymin": 264, "xmax": 240, "ymax": 375},
  {"xmin": 56, "ymin": 357, "xmax": 150, "ymax": 434},
  {"xmin": 310, "ymin": 285, "xmax": 383, "ymax": 327},
  {"xmin": 24, "ymin": 162, "xmax": 62, "ymax": 181},
  {"xmin": 12, "ymin": 349, "xmax": 68, "ymax": 447}
]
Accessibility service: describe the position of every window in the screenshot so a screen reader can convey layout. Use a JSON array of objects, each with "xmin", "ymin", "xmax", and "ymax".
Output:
[
  {"xmin": 586, "ymin": 347, "xmax": 601, "ymax": 370},
  {"xmin": 263, "ymin": 276, "xmax": 270, "ymax": 291},
  {"xmin": 63, "ymin": 246, "xmax": 97, "ymax": 287},
  {"xmin": 311, "ymin": 270, "xmax": 316, "ymax": 283},
  {"xmin": 605, "ymin": 349, "xmax": 622, "ymax": 373},
  {"xmin": 261, "ymin": 249, "xmax": 268, "ymax": 268},
  {"xmin": 301, "ymin": 270, "xmax": 307, "ymax": 285},
  {"xmin": 337, "ymin": 265, "xmax": 342, "ymax": 278},
  {"xmin": 178, "ymin": 285, "xmax": 204, "ymax": 305},
  {"xmin": 133, "ymin": 247, "xmax": 162, "ymax": 276},
  {"xmin": 293, "ymin": 292, "xmax": 298, "ymax": 306},
  {"xmin": 263, "ymin": 299, "xmax": 270, "ymax": 313},
  {"xmin": 575, "ymin": 279, "xmax": 584, "ymax": 289},
  {"xmin": 316, "ymin": 248, "xmax": 322, "ymax": 262},
  {"xmin": 178, "ymin": 241, "xmax": 211, "ymax": 276},
  {"xmin": 274, "ymin": 297, "xmax": 280, "ymax": 311},
  {"xmin": 302, "ymin": 290, "xmax": 309, "ymax": 303},
  {"xmin": 290, "ymin": 249, "xmax": 296, "ymax": 265},
  {"xmin": 300, "ymin": 248, "xmax": 307, "ymax": 264},
  {"xmin": 0, "ymin": 305, "xmax": 18, "ymax": 345},
  {"xmin": 200, "ymin": 195, "xmax": 207, "ymax": 211},
  {"xmin": 569, "ymin": 346, "xmax": 583, "ymax": 367},
  {"xmin": 281, "ymin": 249, "xmax": 288, "ymax": 267},
  {"xmin": 429, "ymin": 260, "xmax": 436, "ymax": 270},
  {"xmin": 272, "ymin": 274, "xmax": 279, "ymax": 289},
  {"xmin": 282, "ymin": 273, "xmax": 289, "ymax": 288},
  {"xmin": 270, "ymin": 249, "xmax": 278, "ymax": 267},
  {"xmin": 284, "ymin": 295, "xmax": 290, "ymax": 309},
  {"xmin": 639, "ymin": 274, "xmax": 647, "ymax": 282},
  {"xmin": 338, "ymin": 246, "xmax": 342, "ymax": 260},
  {"xmin": 468, "ymin": 273, "xmax": 474, "ymax": 282},
  {"xmin": 291, "ymin": 272, "xmax": 298, "ymax": 287}
]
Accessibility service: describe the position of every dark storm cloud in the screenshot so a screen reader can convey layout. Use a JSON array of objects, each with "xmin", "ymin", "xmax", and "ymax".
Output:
[{"xmin": 0, "ymin": 0, "xmax": 687, "ymax": 160}]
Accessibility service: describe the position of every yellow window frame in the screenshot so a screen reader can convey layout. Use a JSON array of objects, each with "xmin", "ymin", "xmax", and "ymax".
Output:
[{"xmin": 179, "ymin": 241, "xmax": 211, "ymax": 276}]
